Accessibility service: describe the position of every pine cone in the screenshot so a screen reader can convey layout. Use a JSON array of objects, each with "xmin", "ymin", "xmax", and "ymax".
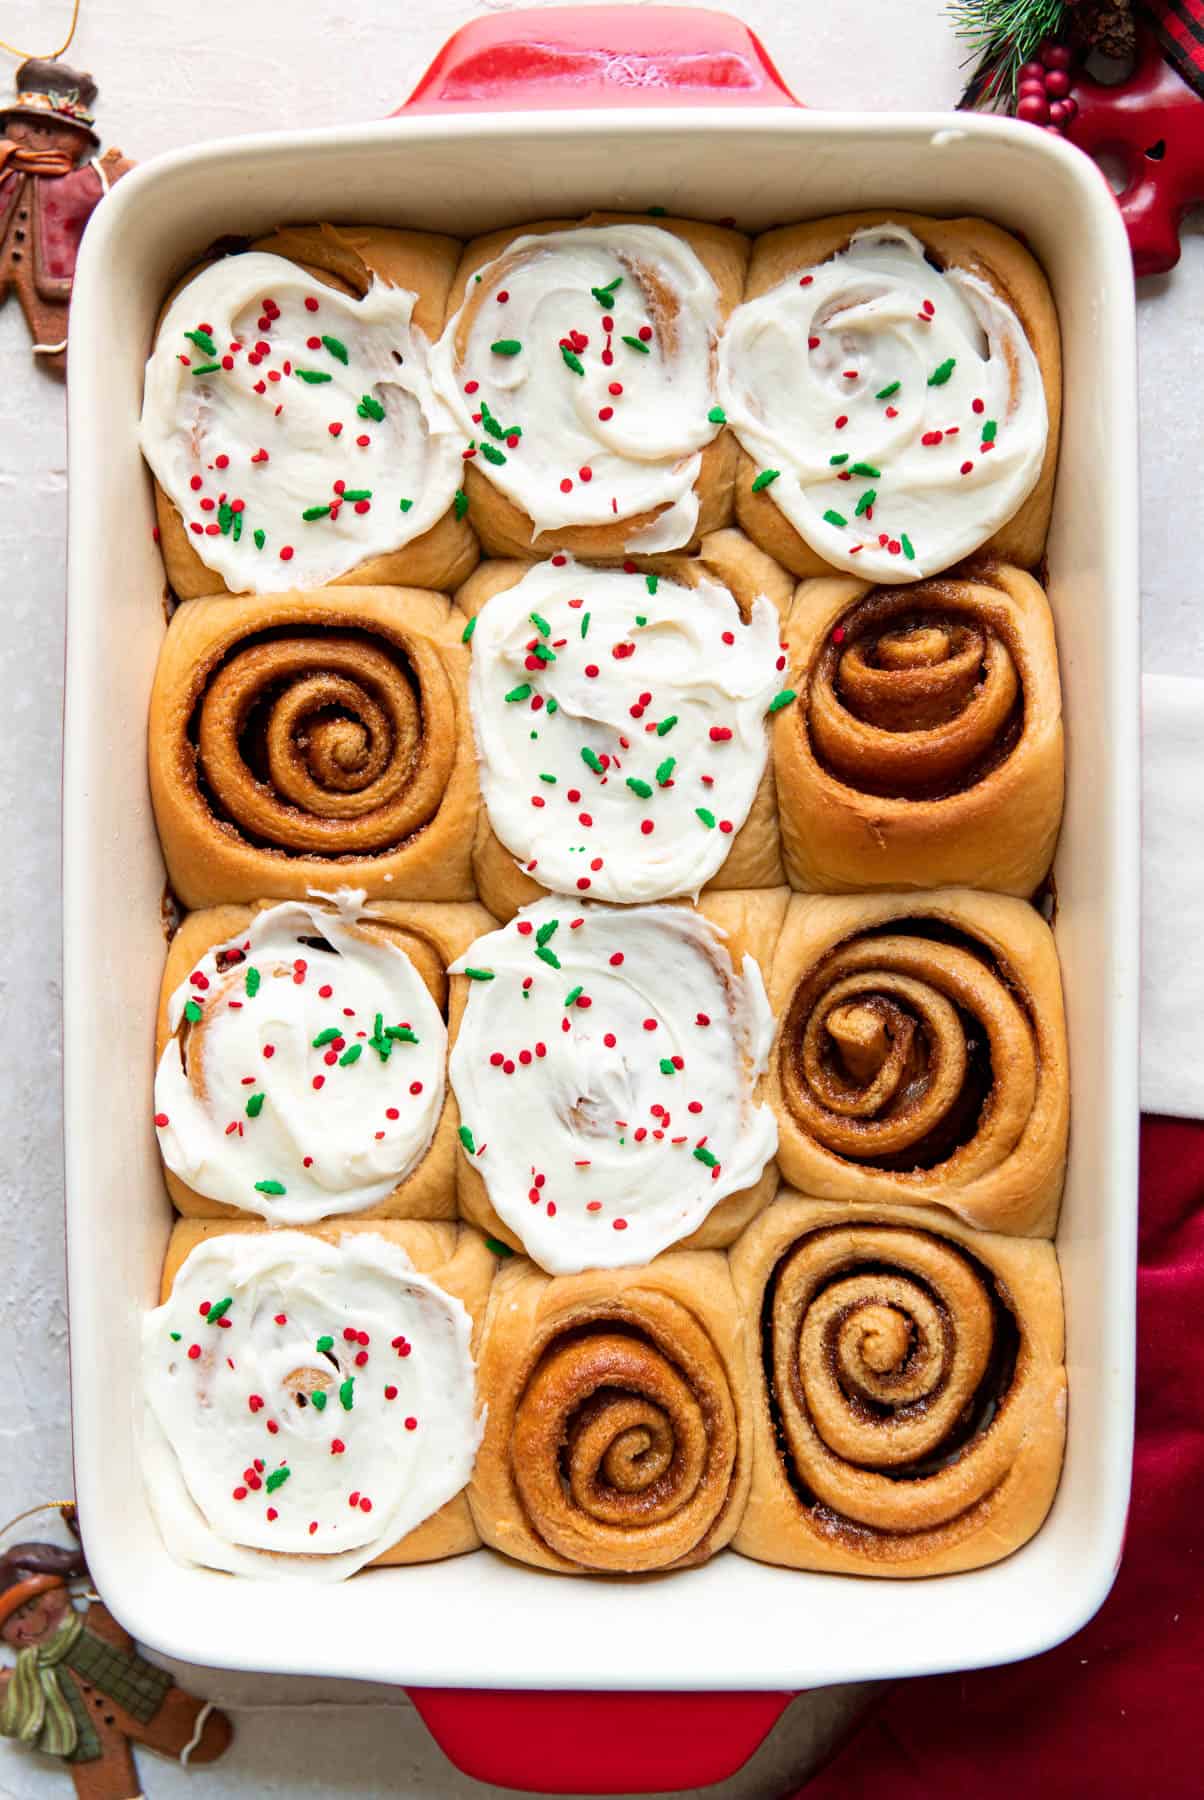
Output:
[{"xmin": 1068, "ymin": 0, "xmax": 1136, "ymax": 61}]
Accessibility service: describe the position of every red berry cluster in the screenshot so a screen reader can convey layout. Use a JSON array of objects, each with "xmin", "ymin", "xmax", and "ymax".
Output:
[{"xmin": 1016, "ymin": 43, "xmax": 1078, "ymax": 134}]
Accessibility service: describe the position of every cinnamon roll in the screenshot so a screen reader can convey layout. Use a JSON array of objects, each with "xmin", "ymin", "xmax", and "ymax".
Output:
[
  {"xmin": 729, "ymin": 1193, "xmax": 1067, "ymax": 1575},
  {"xmin": 469, "ymin": 1249, "xmax": 751, "ymax": 1573},
  {"xmin": 142, "ymin": 223, "xmax": 477, "ymax": 599},
  {"xmin": 720, "ymin": 213, "xmax": 1061, "ymax": 581},
  {"xmin": 148, "ymin": 586, "xmax": 478, "ymax": 906},
  {"xmin": 154, "ymin": 893, "xmax": 496, "ymax": 1223},
  {"xmin": 431, "ymin": 214, "xmax": 748, "ymax": 558},
  {"xmin": 767, "ymin": 890, "xmax": 1069, "ymax": 1235},
  {"xmin": 774, "ymin": 564, "xmax": 1064, "ymax": 894},
  {"xmin": 144, "ymin": 1219, "xmax": 493, "ymax": 1576}
]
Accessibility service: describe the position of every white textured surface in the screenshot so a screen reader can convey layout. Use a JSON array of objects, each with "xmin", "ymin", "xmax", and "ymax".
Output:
[{"xmin": 0, "ymin": 0, "xmax": 1196, "ymax": 1792}]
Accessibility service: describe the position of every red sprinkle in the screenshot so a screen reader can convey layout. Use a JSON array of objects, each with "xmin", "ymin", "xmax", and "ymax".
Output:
[{"xmin": 305, "ymin": 296, "xmax": 320, "ymax": 312}]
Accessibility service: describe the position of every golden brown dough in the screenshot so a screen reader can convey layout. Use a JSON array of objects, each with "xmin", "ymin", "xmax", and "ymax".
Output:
[
  {"xmin": 151, "ymin": 222, "xmax": 478, "ymax": 599},
  {"xmin": 774, "ymin": 563, "xmax": 1064, "ymax": 894},
  {"xmin": 729, "ymin": 1192, "xmax": 1067, "ymax": 1576},
  {"xmin": 734, "ymin": 212, "xmax": 1061, "ymax": 579},
  {"xmin": 160, "ymin": 1217, "xmax": 496, "ymax": 1565},
  {"xmin": 767, "ymin": 890, "xmax": 1069, "ymax": 1235},
  {"xmin": 468, "ymin": 1248, "xmax": 751, "ymax": 1573},
  {"xmin": 458, "ymin": 530, "xmax": 794, "ymax": 918},
  {"xmin": 155, "ymin": 898, "xmax": 496, "ymax": 1220},
  {"xmin": 148, "ymin": 586, "xmax": 479, "ymax": 906},
  {"xmin": 443, "ymin": 213, "xmax": 748, "ymax": 558}
]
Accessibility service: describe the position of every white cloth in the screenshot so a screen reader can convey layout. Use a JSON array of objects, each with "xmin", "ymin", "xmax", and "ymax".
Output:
[{"xmin": 1142, "ymin": 674, "xmax": 1204, "ymax": 1117}]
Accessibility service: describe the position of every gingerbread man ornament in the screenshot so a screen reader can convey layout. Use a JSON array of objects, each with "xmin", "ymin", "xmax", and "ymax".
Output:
[{"xmin": 0, "ymin": 57, "xmax": 133, "ymax": 373}]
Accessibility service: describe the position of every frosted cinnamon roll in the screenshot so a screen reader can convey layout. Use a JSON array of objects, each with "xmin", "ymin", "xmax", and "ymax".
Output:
[
  {"xmin": 730, "ymin": 1193, "xmax": 1066, "ymax": 1575},
  {"xmin": 148, "ymin": 586, "xmax": 477, "ymax": 907},
  {"xmin": 767, "ymin": 891, "xmax": 1069, "ymax": 1236},
  {"xmin": 432, "ymin": 214, "xmax": 748, "ymax": 557},
  {"xmin": 154, "ymin": 894, "xmax": 495, "ymax": 1224},
  {"xmin": 141, "ymin": 224, "xmax": 477, "ymax": 599},
  {"xmin": 720, "ymin": 214, "xmax": 1060, "ymax": 581},
  {"xmin": 774, "ymin": 564, "xmax": 1063, "ymax": 894},
  {"xmin": 469, "ymin": 1249, "xmax": 751, "ymax": 1573},
  {"xmin": 142, "ymin": 1220, "xmax": 492, "ymax": 1578}
]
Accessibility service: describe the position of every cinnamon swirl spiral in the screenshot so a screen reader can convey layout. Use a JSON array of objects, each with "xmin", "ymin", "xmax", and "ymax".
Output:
[
  {"xmin": 774, "ymin": 565, "xmax": 1063, "ymax": 894},
  {"xmin": 767, "ymin": 891, "xmax": 1069, "ymax": 1235},
  {"xmin": 148, "ymin": 587, "xmax": 478, "ymax": 906},
  {"xmin": 468, "ymin": 1252, "xmax": 751, "ymax": 1573},
  {"xmin": 729, "ymin": 1194, "xmax": 1067, "ymax": 1576}
]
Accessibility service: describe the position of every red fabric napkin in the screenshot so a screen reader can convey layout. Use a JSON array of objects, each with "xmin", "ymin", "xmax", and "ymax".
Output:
[
  {"xmin": 1144, "ymin": 1, "xmax": 1204, "ymax": 99},
  {"xmin": 798, "ymin": 1115, "xmax": 1204, "ymax": 1800}
]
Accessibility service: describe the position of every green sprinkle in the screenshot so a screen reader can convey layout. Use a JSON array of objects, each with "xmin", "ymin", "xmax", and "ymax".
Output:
[
  {"xmin": 531, "ymin": 643, "xmax": 555, "ymax": 663},
  {"xmin": 875, "ymin": 381, "xmax": 900, "ymax": 400},
  {"xmin": 316, "ymin": 1336, "xmax": 334, "ymax": 1353},
  {"xmin": 505, "ymin": 683, "xmax": 532, "ymax": 703},
  {"xmin": 310, "ymin": 1389, "xmax": 327, "ymax": 1410},
  {"xmin": 386, "ymin": 1026, "xmax": 419, "ymax": 1044},
  {"xmin": 458, "ymin": 1125, "xmax": 475, "ymax": 1154},
  {"xmin": 656, "ymin": 715, "xmax": 677, "ymax": 738},
  {"xmin": 341, "ymin": 489, "xmax": 372, "ymax": 502},
  {"xmin": 339, "ymin": 1378, "xmax": 355, "ymax": 1411},
  {"xmin": 296, "ymin": 369, "xmax": 333, "ymax": 384},
  {"xmin": 232, "ymin": 511, "xmax": 243, "ymax": 543},
  {"xmin": 622, "ymin": 335, "xmax": 651, "ymax": 354},
  {"xmin": 246, "ymin": 1092, "xmax": 264, "ymax": 1118},
  {"xmin": 464, "ymin": 967, "xmax": 495, "ymax": 982},
  {"xmin": 338, "ymin": 1043, "xmax": 362, "ymax": 1066},
  {"xmin": 302, "ymin": 504, "xmax": 332, "ymax": 521},
  {"xmin": 627, "ymin": 777, "xmax": 653, "ymax": 799},
  {"xmin": 265, "ymin": 1466, "xmax": 291, "ymax": 1494},
  {"xmin": 399, "ymin": 497, "xmax": 413, "ymax": 512},
  {"xmin": 189, "ymin": 362, "xmax": 221, "ymax": 376},
  {"xmin": 462, "ymin": 615, "xmax": 477, "ymax": 644},
  {"xmin": 829, "ymin": 453, "xmax": 849, "ymax": 466},
  {"xmin": 536, "ymin": 920, "xmax": 559, "ymax": 947},
  {"xmin": 928, "ymin": 358, "xmax": 956, "ymax": 387},
  {"xmin": 536, "ymin": 946, "xmax": 561, "ymax": 970},
  {"xmin": 693, "ymin": 1146, "xmax": 719, "ymax": 1168},
  {"xmin": 707, "ymin": 405, "xmax": 726, "ymax": 424},
  {"xmin": 851, "ymin": 463, "xmax": 881, "ymax": 478},
  {"xmin": 218, "ymin": 501, "xmax": 233, "ymax": 536},
  {"xmin": 184, "ymin": 329, "xmax": 216, "ymax": 356},
  {"xmin": 184, "ymin": 1000, "xmax": 202, "ymax": 1023},
  {"xmin": 205, "ymin": 1297, "xmax": 233, "ymax": 1325},
  {"xmin": 635, "ymin": 615, "xmax": 647, "ymax": 627},
  {"xmin": 751, "ymin": 469, "xmax": 780, "ymax": 492},
  {"xmin": 564, "ymin": 985, "xmax": 583, "ymax": 1007},
  {"xmin": 696, "ymin": 807, "xmax": 716, "ymax": 829},
  {"xmin": 312, "ymin": 1027, "xmax": 341, "ymax": 1047},
  {"xmin": 170, "ymin": 1332, "xmax": 181, "ymax": 1342},
  {"xmin": 479, "ymin": 442, "xmax": 507, "ymax": 466},
  {"xmin": 768, "ymin": 689, "xmax": 797, "ymax": 714},
  {"xmin": 580, "ymin": 611, "xmax": 591, "ymax": 639},
  {"xmin": 581, "ymin": 747, "xmax": 604, "ymax": 774},
  {"xmin": 659, "ymin": 1058, "xmax": 676, "ymax": 1075},
  {"xmin": 546, "ymin": 697, "xmax": 559, "ymax": 715},
  {"xmin": 645, "ymin": 574, "xmax": 659, "ymax": 595},
  {"xmin": 491, "ymin": 339, "xmax": 522, "ymax": 356},
  {"xmin": 982, "ymin": 419, "xmax": 998, "ymax": 443},
  {"xmin": 590, "ymin": 277, "xmax": 623, "ymax": 305},
  {"xmin": 901, "ymin": 533, "xmax": 916, "ymax": 561},
  {"xmin": 656, "ymin": 756, "xmax": 676, "ymax": 786},
  {"xmin": 854, "ymin": 488, "xmax": 876, "ymax": 518},
  {"xmin": 245, "ymin": 967, "xmax": 260, "ymax": 997},
  {"xmin": 823, "ymin": 509, "xmax": 847, "ymax": 528},
  {"xmin": 530, "ymin": 611, "xmax": 551, "ymax": 638},
  {"xmin": 478, "ymin": 400, "xmax": 504, "ymax": 439},
  {"xmin": 539, "ymin": 772, "xmax": 557, "ymax": 785},
  {"xmin": 454, "ymin": 489, "xmax": 468, "ymax": 520},
  {"xmin": 253, "ymin": 529, "xmax": 266, "ymax": 550},
  {"xmin": 560, "ymin": 346, "xmax": 586, "ymax": 376},
  {"xmin": 358, "ymin": 394, "xmax": 386, "ymax": 422},
  {"xmin": 255, "ymin": 1179, "xmax": 286, "ymax": 1196},
  {"xmin": 485, "ymin": 1236, "xmax": 514, "ymax": 1258},
  {"xmin": 315, "ymin": 333, "xmax": 347, "ymax": 364}
]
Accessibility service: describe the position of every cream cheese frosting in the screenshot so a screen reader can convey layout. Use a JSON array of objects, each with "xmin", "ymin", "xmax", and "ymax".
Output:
[
  {"xmin": 449, "ymin": 899, "xmax": 777, "ymax": 1273},
  {"xmin": 141, "ymin": 1229, "xmax": 480, "ymax": 1581},
  {"xmin": 467, "ymin": 557, "xmax": 785, "ymax": 902},
  {"xmin": 431, "ymin": 225, "xmax": 722, "ymax": 550},
  {"xmin": 718, "ymin": 223, "xmax": 1048, "ymax": 581},
  {"xmin": 154, "ymin": 897, "xmax": 447, "ymax": 1224},
  {"xmin": 140, "ymin": 251, "xmax": 464, "ymax": 592}
]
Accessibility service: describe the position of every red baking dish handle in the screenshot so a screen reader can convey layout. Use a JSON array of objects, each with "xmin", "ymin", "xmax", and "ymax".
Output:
[
  {"xmin": 408, "ymin": 1687, "xmax": 796, "ymax": 1793},
  {"xmin": 398, "ymin": 6, "xmax": 801, "ymax": 113}
]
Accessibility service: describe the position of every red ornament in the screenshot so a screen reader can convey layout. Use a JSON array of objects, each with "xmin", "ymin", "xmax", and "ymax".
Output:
[{"xmin": 1017, "ymin": 93, "xmax": 1050, "ymax": 123}]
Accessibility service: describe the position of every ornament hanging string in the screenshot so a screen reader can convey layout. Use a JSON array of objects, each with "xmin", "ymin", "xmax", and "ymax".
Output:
[{"xmin": 0, "ymin": 0, "xmax": 81, "ymax": 61}]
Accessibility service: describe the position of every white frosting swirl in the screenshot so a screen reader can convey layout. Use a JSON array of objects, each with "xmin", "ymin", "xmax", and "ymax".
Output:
[
  {"xmin": 141, "ymin": 1230, "xmax": 480, "ymax": 1581},
  {"xmin": 155, "ymin": 898, "xmax": 447, "ymax": 1224},
  {"xmin": 140, "ymin": 251, "xmax": 464, "ymax": 592},
  {"xmin": 449, "ymin": 900, "xmax": 777, "ymax": 1274},
  {"xmin": 431, "ymin": 225, "xmax": 722, "ymax": 550},
  {"xmin": 468, "ymin": 558, "xmax": 784, "ymax": 902},
  {"xmin": 718, "ymin": 224, "xmax": 1048, "ymax": 581}
]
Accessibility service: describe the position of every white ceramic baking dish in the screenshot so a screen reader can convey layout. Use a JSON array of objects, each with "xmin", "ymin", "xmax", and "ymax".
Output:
[{"xmin": 62, "ymin": 0, "xmax": 1138, "ymax": 1736}]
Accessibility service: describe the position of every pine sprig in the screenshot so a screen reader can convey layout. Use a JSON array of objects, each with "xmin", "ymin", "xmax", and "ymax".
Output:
[{"xmin": 949, "ymin": 0, "xmax": 1068, "ymax": 109}]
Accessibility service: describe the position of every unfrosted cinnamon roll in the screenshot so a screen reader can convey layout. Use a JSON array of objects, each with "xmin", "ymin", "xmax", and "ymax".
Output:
[
  {"xmin": 469, "ymin": 1249, "xmax": 751, "ymax": 1573},
  {"xmin": 148, "ymin": 586, "xmax": 478, "ymax": 906},
  {"xmin": 774, "ymin": 565, "xmax": 1063, "ymax": 894},
  {"xmin": 729, "ymin": 1193, "xmax": 1067, "ymax": 1576},
  {"xmin": 767, "ymin": 890, "xmax": 1069, "ymax": 1235}
]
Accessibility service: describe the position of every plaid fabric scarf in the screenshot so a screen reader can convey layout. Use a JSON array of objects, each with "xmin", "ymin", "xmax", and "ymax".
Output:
[{"xmin": 1142, "ymin": 0, "xmax": 1204, "ymax": 96}]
